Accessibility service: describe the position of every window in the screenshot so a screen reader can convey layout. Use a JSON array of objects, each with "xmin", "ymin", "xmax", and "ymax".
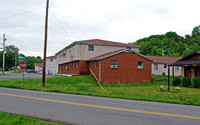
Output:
[
  {"xmin": 50, "ymin": 58, "xmax": 53, "ymax": 62},
  {"xmin": 69, "ymin": 49, "xmax": 71, "ymax": 53},
  {"xmin": 88, "ymin": 45, "xmax": 94, "ymax": 51},
  {"xmin": 76, "ymin": 62, "xmax": 78, "ymax": 68},
  {"xmin": 154, "ymin": 64, "xmax": 158, "ymax": 71},
  {"xmin": 164, "ymin": 64, "xmax": 167, "ymax": 68},
  {"xmin": 95, "ymin": 61, "xmax": 98, "ymax": 68},
  {"xmin": 65, "ymin": 64, "xmax": 68, "ymax": 70},
  {"xmin": 111, "ymin": 61, "xmax": 117, "ymax": 68},
  {"xmin": 138, "ymin": 62, "xmax": 143, "ymax": 69},
  {"xmin": 175, "ymin": 66, "xmax": 179, "ymax": 71}
]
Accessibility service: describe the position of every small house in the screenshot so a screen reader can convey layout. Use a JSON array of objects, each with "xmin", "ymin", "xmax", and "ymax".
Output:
[
  {"xmin": 34, "ymin": 63, "xmax": 43, "ymax": 73},
  {"xmin": 87, "ymin": 49, "xmax": 153, "ymax": 84},
  {"xmin": 170, "ymin": 51, "xmax": 200, "ymax": 79},
  {"xmin": 147, "ymin": 56, "xmax": 182, "ymax": 76}
]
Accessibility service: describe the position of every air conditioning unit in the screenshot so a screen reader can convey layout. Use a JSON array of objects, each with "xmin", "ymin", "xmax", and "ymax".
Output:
[{"xmin": 111, "ymin": 65, "xmax": 117, "ymax": 68}]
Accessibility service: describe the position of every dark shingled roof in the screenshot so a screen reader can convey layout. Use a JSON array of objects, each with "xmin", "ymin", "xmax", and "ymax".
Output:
[{"xmin": 170, "ymin": 51, "xmax": 200, "ymax": 66}]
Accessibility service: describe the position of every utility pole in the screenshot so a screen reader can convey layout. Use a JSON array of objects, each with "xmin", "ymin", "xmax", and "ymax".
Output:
[
  {"xmin": 15, "ymin": 49, "xmax": 17, "ymax": 72},
  {"xmin": 168, "ymin": 48, "xmax": 170, "ymax": 91},
  {"xmin": 42, "ymin": 0, "xmax": 49, "ymax": 87},
  {"xmin": 2, "ymin": 34, "xmax": 6, "ymax": 74}
]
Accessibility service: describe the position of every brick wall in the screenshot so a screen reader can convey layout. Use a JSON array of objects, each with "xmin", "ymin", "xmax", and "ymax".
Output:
[
  {"xmin": 90, "ymin": 52, "xmax": 152, "ymax": 83},
  {"xmin": 58, "ymin": 60, "xmax": 89, "ymax": 75}
]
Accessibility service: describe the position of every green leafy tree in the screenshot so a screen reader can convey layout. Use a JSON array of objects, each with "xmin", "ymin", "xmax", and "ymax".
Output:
[
  {"xmin": 26, "ymin": 56, "xmax": 42, "ymax": 69},
  {"xmin": 130, "ymin": 25, "xmax": 200, "ymax": 57},
  {"xmin": 0, "ymin": 45, "xmax": 19, "ymax": 70}
]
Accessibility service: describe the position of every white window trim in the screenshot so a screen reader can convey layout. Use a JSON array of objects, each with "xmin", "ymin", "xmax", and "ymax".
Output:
[{"xmin": 138, "ymin": 62, "xmax": 143, "ymax": 69}]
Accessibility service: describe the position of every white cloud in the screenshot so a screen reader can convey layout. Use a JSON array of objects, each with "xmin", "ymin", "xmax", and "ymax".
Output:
[{"xmin": 0, "ymin": 0, "xmax": 200, "ymax": 57}]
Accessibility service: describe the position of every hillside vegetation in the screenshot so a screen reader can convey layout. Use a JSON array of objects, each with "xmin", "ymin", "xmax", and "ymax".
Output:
[{"xmin": 131, "ymin": 25, "xmax": 200, "ymax": 57}]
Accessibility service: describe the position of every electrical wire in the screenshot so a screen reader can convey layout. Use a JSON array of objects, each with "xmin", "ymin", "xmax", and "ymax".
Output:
[
  {"xmin": 49, "ymin": 8, "xmax": 73, "ymax": 42},
  {"xmin": 0, "ymin": 6, "xmax": 45, "ymax": 21}
]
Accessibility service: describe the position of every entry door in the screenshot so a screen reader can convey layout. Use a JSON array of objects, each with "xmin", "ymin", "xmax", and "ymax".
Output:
[
  {"xmin": 184, "ymin": 67, "xmax": 191, "ymax": 78},
  {"xmin": 195, "ymin": 68, "xmax": 200, "ymax": 77}
]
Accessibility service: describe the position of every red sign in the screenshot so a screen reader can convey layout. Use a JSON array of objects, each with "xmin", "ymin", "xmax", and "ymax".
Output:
[
  {"xmin": 70, "ymin": 55, "xmax": 74, "ymax": 61},
  {"xmin": 19, "ymin": 61, "xmax": 26, "ymax": 70}
]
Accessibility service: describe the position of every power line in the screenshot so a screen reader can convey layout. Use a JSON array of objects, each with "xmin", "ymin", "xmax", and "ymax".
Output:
[
  {"xmin": 0, "ymin": 6, "xmax": 45, "ymax": 21},
  {"xmin": 49, "ymin": 8, "xmax": 73, "ymax": 42}
]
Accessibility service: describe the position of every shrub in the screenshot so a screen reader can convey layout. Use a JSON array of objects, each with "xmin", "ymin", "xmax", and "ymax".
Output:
[
  {"xmin": 192, "ymin": 77, "xmax": 200, "ymax": 88},
  {"xmin": 162, "ymin": 72, "xmax": 166, "ymax": 76},
  {"xmin": 181, "ymin": 77, "xmax": 191, "ymax": 87},
  {"xmin": 172, "ymin": 77, "xmax": 181, "ymax": 86}
]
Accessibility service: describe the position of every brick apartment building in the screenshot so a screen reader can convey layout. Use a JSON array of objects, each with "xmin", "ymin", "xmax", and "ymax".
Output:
[
  {"xmin": 56, "ymin": 39, "xmax": 140, "ymax": 75},
  {"xmin": 55, "ymin": 39, "xmax": 152, "ymax": 83},
  {"xmin": 88, "ymin": 49, "xmax": 153, "ymax": 83}
]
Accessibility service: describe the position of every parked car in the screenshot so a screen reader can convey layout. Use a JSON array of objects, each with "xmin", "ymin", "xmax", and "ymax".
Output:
[{"xmin": 26, "ymin": 69, "xmax": 37, "ymax": 73}]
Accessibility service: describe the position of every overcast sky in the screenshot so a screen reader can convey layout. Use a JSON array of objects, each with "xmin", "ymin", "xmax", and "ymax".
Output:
[{"xmin": 0, "ymin": 0, "xmax": 200, "ymax": 57}]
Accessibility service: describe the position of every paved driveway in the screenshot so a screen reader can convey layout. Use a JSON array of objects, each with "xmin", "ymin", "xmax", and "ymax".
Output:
[{"xmin": 0, "ymin": 71, "xmax": 62, "ymax": 80}]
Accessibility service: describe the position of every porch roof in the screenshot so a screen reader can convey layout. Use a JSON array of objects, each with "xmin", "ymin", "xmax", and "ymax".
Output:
[{"xmin": 169, "ymin": 59, "xmax": 200, "ymax": 66}]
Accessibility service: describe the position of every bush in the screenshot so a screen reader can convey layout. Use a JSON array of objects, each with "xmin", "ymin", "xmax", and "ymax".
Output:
[
  {"xmin": 192, "ymin": 77, "xmax": 200, "ymax": 88},
  {"xmin": 182, "ymin": 77, "xmax": 191, "ymax": 87},
  {"xmin": 172, "ymin": 77, "xmax": 181, "ymax": 86},
  {"xmin": 162, "ymin": 72, "xmax": 166, "ymax": 76}
]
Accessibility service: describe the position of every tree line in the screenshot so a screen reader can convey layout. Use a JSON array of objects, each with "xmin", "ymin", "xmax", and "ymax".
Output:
[
  {"xmin": 0, "ymin": 45, "xmax": 42, "ymax": 71},
  {"xmin": 130, "ymin": 25, "xmax": 200, "ymax": 57}
]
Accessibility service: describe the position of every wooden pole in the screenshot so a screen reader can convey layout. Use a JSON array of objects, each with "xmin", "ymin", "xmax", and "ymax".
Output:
[
  {"xmin": 2, "ymin": 34, "xmax": 6, "ymax": 74},
  {"xmin": 42, "ymin": 0, "xmax": 49, "ymax": 87},
  {"xmin": 15, "ymin": 49, "xmax": 17, "ymax": 72}
]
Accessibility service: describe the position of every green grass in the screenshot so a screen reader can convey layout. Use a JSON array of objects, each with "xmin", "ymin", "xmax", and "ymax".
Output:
[
  {"xmin": 0, "ymin": 75, "xmax": 199, "ymax": 106},
  {"xmin": 0, "ymin": 74, "xmax": 8, "ymax": 76},
  {"xmin": 0, "ymin": 112, "xmax": 65, "ymax": 125},
  {"xmin": 11, "ymin": 71, "xmax": 22, "ymax": 73}
]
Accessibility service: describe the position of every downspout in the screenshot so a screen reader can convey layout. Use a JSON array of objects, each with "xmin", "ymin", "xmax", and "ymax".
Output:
[{"xmin": 99, "ymin": 60, "xmax": 101, "ymax": 82}]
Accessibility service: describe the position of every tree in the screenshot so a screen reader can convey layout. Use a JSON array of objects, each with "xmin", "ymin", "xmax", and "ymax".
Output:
[
  {"xmin": 150, "ymin": 46, "xmax": 162, "ymax": 56},
  {"xmin": 26, "ymin": 56, "xmax": 42, "ymax": 69},
  {"xmin": 130, "ymin": 25, "xmax": 200, "ymax": 57},
  {"xmin": 192, "ymin": 25, "xmax": 200, "ymax": 37},
  {"xmin": 0, "ymin": 45, "xmax": 19, "ymax": 70},
  {"xmin": 182, "ymin": 48, "xmax": 193, "ymax": 56}
]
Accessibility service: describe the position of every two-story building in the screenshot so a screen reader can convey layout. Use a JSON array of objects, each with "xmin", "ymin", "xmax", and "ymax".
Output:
[
  {"xmin": 46, "ymin": 56, "xmax": 58, "ymax": 75},
  {"xmin": 34, "ymin": 56, "xmax": 58, "ymax": 75},
  {"xmin": 56, "ymin": 39, "xmax": 141, "ymax": 75}
]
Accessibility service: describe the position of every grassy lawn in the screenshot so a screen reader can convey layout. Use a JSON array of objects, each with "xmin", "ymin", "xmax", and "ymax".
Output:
[
  {"xmin": 11, "ymin": 71, "xmax": 22, "ymax": 73},
  {"xmin": 0, "ymin": 75, "xmax": 199, "ymax": 106},
  {"xmin": 0, "ymin": 74, "xmax": 8, "ymax": 76},
  {"xmin": 0, "ymin": 112, "xmax": 65, "ymax": 125}
]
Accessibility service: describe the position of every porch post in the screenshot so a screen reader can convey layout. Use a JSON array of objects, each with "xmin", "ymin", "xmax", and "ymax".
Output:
[{"xmin": 168, "ymin": 65, "xmax": 170, "ymax": 91}]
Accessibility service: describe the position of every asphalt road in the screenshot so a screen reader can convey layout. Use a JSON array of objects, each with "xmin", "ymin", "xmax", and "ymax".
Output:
[
  {"xmin": 0, "ymin": 71, "xmax": 62, "ymax": 80},
  {"xmin": 0, "ymin": 87, "xmax": 199, "ymax": 125}
]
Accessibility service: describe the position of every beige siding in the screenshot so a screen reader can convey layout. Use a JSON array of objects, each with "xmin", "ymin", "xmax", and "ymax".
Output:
[
  {"xmin": 56, "ymin": 43, "xmax": 139, "ymax": 65},
  {"xmin": 78, "ymin": 44, "xmax": 139, "ymax": 60},
  {"xmin": 151, "ymin": 63, "xmax": 182, "ymax": 76},
  {"xmin": 46, "ymin": 58, "xmax": 58, "ymax": 75},
  {"xmin": 35, "ymin": 66, "xmax": 42, "ymax": 73},
  {"xmin": 181, "ymin": 67, "xmax": 184, "ymax": 77},
  {"xmin": 56, "ymin": 44, "xmax": 79, "ymax": 65}
]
